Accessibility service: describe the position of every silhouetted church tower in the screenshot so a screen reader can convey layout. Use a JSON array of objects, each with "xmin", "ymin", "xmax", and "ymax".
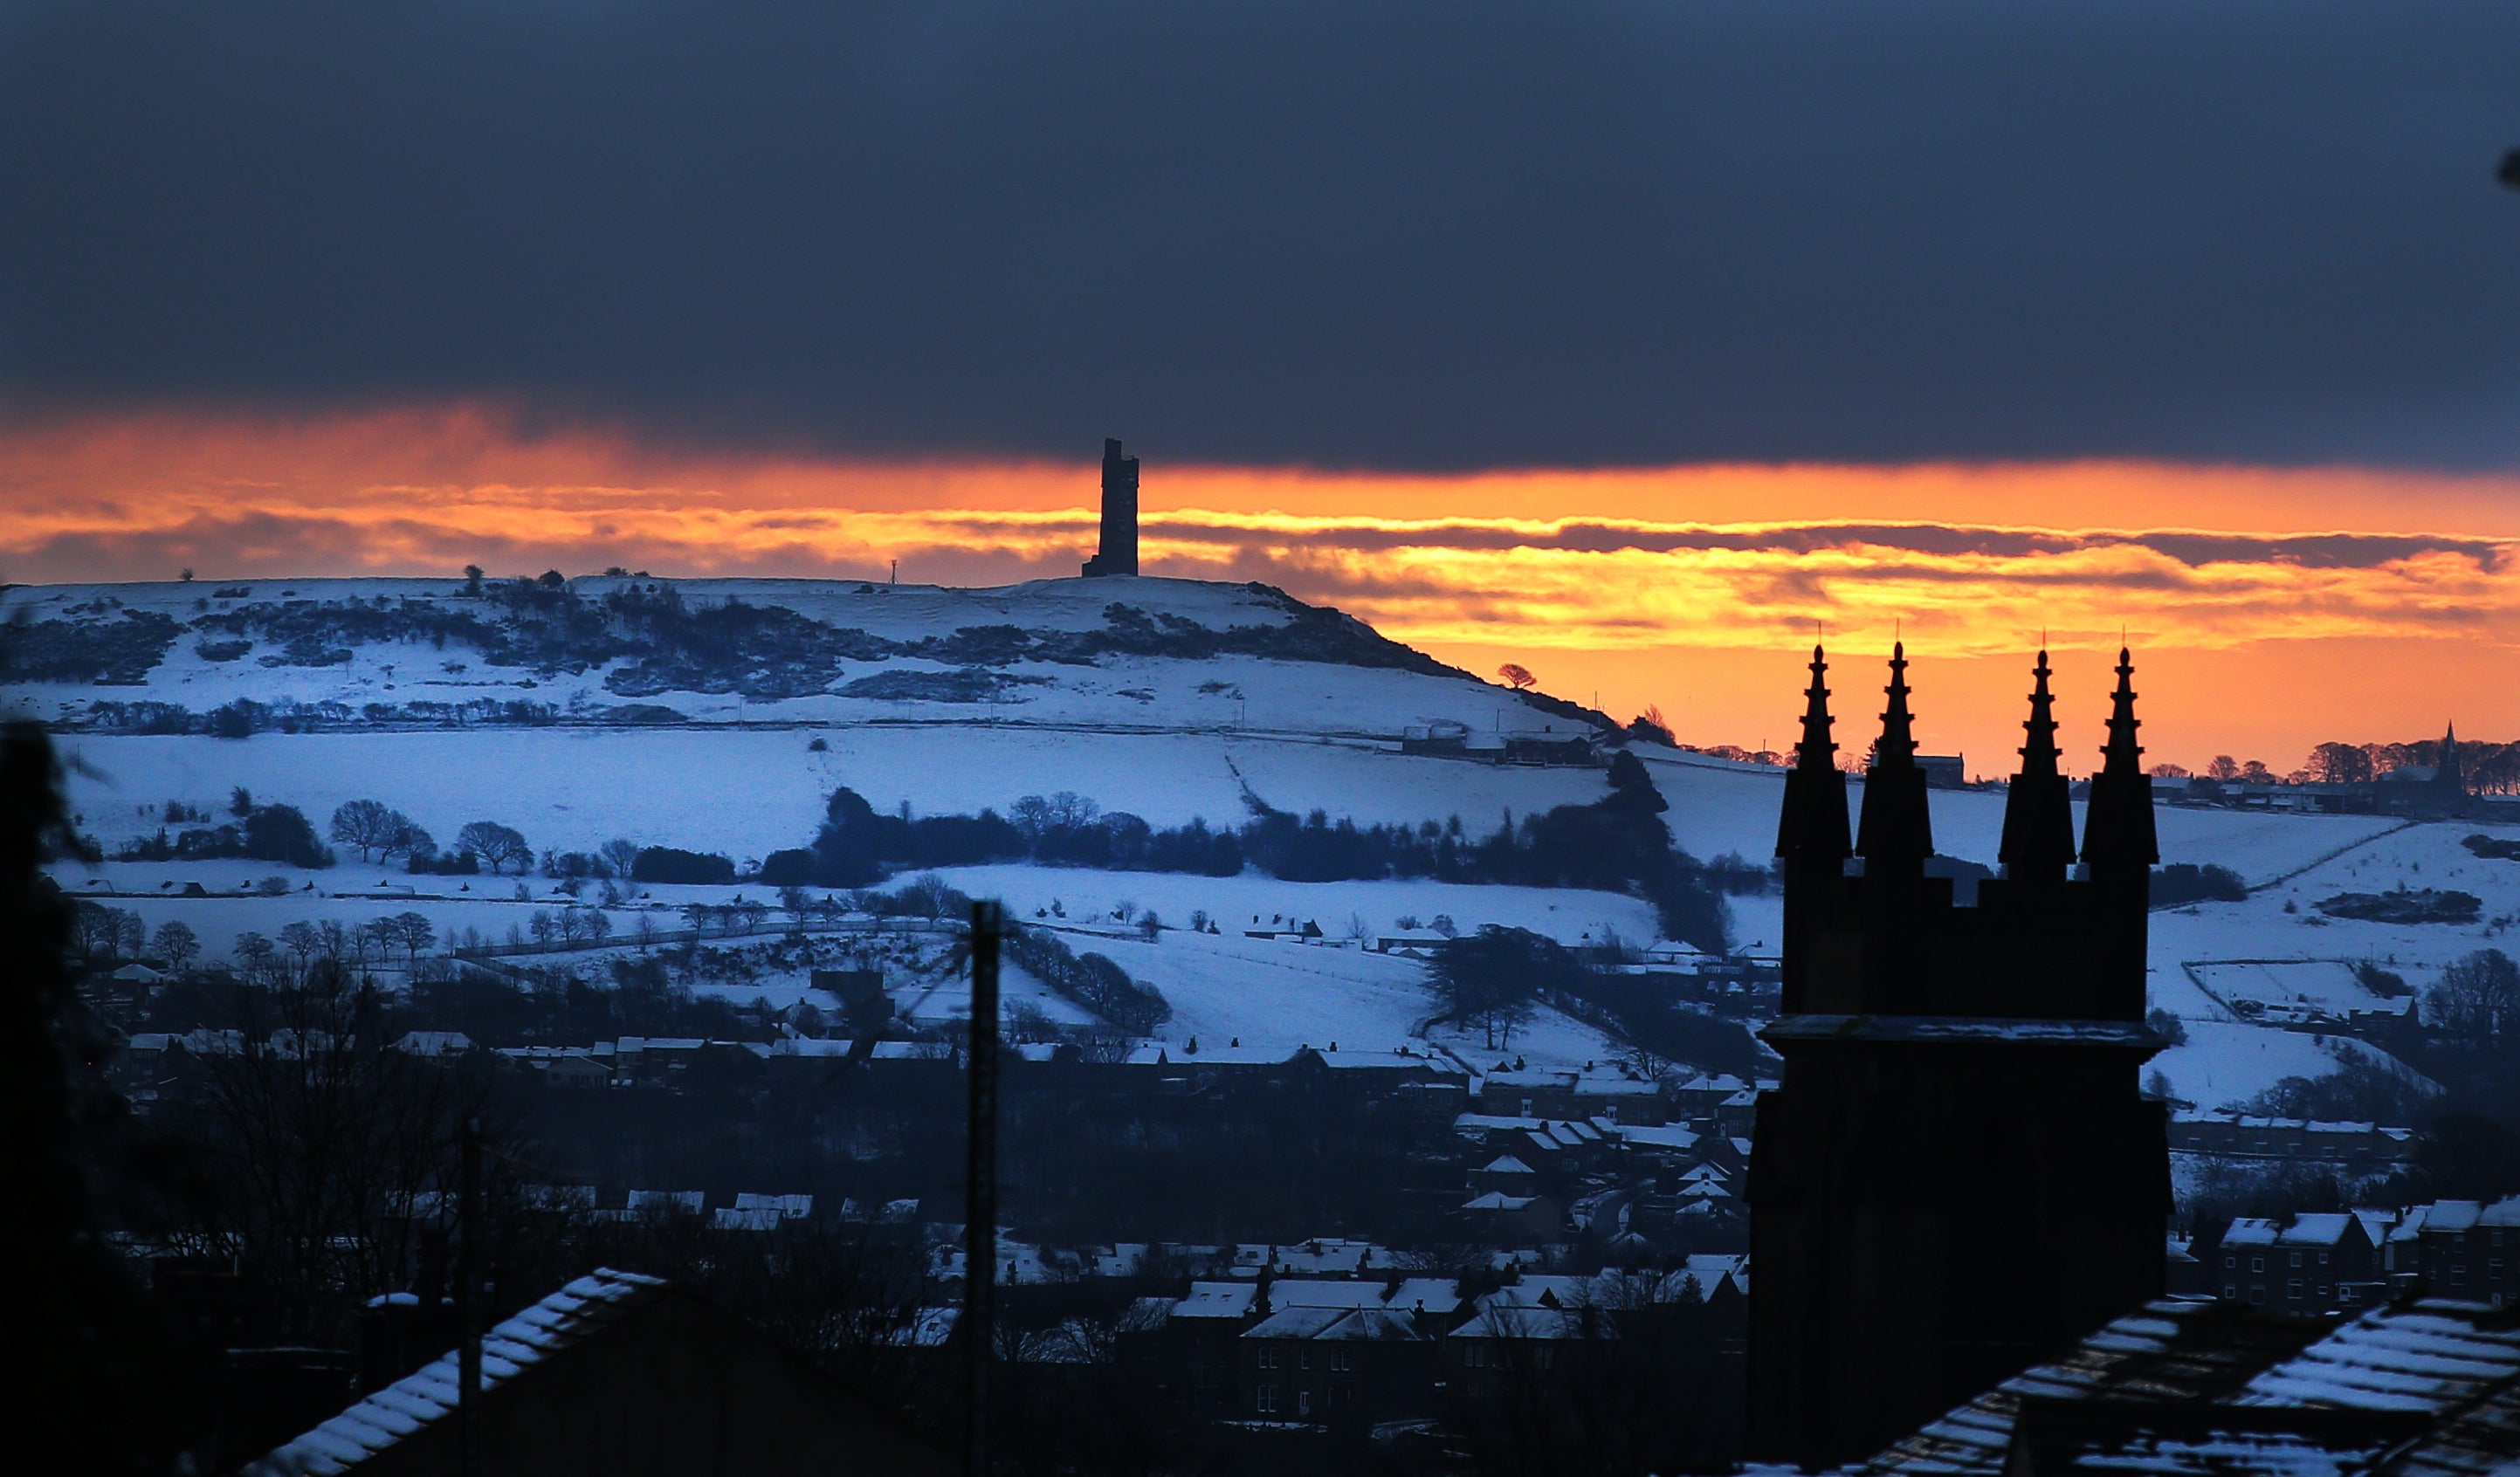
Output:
[
  {"xmin": 1081, "ymin": 437, "xmax": 1139, "ymax": 577},
  {"xmin": 1748, "ymin": 644, "xmax": 2171, "ymax": 1469}
]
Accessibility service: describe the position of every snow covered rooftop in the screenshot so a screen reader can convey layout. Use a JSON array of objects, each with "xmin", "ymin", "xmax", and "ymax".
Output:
[
  {"xmin": 1245, "ymin": 1306, "xmax": 1352, "ymax": 1340},
  {"xmin": 1854, "ymin": 1298, "xmax": 2520, "ymax": 1477},
  {"xmin": 2240, "ymin": 1302, "xmax": 2520, "ymax": 1414},
  {"xmin": 1174, "ymin": 1282, "xmax": 1261, "ymax": 1319},
  {"xmin": 244, "ymin": 1268, "xmax": 669, "ymax": 1477},
  {"xmin": 1310, "ymin": 1309, "xmax": 1429, "ymax": 1343},
  {"xmin": 1262, "ymin": 1278, "xmax": 1463, "ymax": 1316}
]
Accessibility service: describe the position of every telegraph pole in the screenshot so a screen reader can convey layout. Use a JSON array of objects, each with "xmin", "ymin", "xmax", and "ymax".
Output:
[
  {"xmin": 456, "ymin": 1116, "xmax": 482, "ymax": 1477},
  {"xmin": 962, "ymin": 902, "xmax": 1002, "ymax": 1477}
]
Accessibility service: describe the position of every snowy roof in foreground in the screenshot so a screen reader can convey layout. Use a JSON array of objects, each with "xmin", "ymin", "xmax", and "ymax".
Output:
[
  {"xmin": 244, "ymin": 1268, "xmax": 667, "ymax": 1477},
  {"xmin": 1851, "ymin": 1299, "xmax": 2314, "ymax": 1476},
  {"xmin": 1852, "ymin": 1298, "xmax": 2520, "ymax": 1477},
  {"xmin": 2239, "ymin": 1302, "xmax": 2520, "ymax": 1414}
]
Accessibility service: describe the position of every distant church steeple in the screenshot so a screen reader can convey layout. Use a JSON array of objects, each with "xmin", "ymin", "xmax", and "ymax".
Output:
[
  {"xmin": 1854, "ymin": 642, "xmax": 1932, "ymax": 872},
  {"xmin": 1081, "ymin": 437, "xmax": 1140, "ymax": 578},
  {"xmin": 1998, "ymin": 649, "xmax": 2075, "ymax": 883}
]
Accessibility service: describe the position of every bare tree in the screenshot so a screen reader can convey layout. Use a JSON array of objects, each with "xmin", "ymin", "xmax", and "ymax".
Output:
[
  {"xmin": 71, "ymin": 902, "xmax": 126, "ymax": 959},
  {"xmin": 1497, "ymin": 663, "xmax": 1538, "ymax": 690},
  {"xmin": 150, "ymin": 919, "xmax": 201, "ymax": 972},
  {"xmin": 328, "ymin": 799, "xmax": 398, "ymax": 861},
  {"xmin": 392, "ymin": 911, "xmax": 436, "ymax": 963},
  {"xmin": 232, "ymin": 931, "xmax": 279, "ymax": 983},
  {"xmin": 189, "ymin": 965, "xmax": 513, "ymax": 1340},
  {"xmin": 278, "ymin": 921, "xmax": 320, "ymax": 972},
  {"xmin": 2429, "ymin": 949, "xmax": 2520, "ymax": 1046},
  {"xmin": 455, "ymin": 821, "xmax": 532, "ymax": 875},
  {"xmin": 389, "ymin": 817, "xmax": 436, "ymax": 864},
  {"xmin": 599, "ymin": 837, "xmax": 643, "ymax": 883}
]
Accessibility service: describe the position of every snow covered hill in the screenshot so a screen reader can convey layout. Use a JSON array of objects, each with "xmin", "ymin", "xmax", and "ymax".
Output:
[
  {"xmin": 2, "ymin": 574, "xmax": 1600, "ymax": 738},
  {"xmin": 15, "ymin": 571, "xmax": 2517, "ymax": 1104}
]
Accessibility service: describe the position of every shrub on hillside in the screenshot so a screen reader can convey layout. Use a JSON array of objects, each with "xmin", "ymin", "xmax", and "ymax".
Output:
[
  {"xmin": 2317, "ymin": 889, "xmax": 2482, "ymax": 925},
  {"xmin": 0, "ymin": 609, "xmax": 181, "ymax": 684},
  {"xmin": 632, "ymin": 846, "xmax": 737, "ymax": 886},
  {"xmin": 758, "ymin": 848, "xmax": 818, "ymax": 887},
  {"xmin": 2153, "ymin": 862, "xmax": 2248, "ymax": 906},
  {"xmin": 243, "ymin": 804, "xmax": 333, "ymax": 868},
  {"xmin": 2463, "ymin": 834, "xmax": 2520, "ymax": 862}
]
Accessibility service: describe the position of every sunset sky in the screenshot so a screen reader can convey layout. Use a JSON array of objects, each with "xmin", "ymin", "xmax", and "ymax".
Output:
[{"xmin": 5, "ymin": 2, "xmax": 2519, "ymax": 774}]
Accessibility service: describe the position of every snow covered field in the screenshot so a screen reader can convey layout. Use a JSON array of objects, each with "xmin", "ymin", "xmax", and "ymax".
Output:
[
  {"xmin": 57, "ymin": 726, "xmax": 1619, "ymax": 863},
  {"xmin": 23, "ymin": 573, "xmax": 2520, "ymax": 1109}
]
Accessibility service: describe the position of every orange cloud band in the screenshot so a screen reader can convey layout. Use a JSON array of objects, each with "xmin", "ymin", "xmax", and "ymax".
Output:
[{"xmin": 3, "ymin": 405, "xmax": 2516, "ymax": 769}]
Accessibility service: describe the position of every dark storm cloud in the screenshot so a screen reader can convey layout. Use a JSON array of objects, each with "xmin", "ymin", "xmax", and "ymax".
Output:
[{"xmin": 4, "ymin": 0, "xmax": 2518, "ymax": 470}]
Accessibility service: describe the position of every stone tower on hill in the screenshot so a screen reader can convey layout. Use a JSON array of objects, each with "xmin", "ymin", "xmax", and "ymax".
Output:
[
  {"xmin": 1081, "ymin": 437, "xmax": 1139, "ymax": 577},
  {"xmin": 1747, "ymin": 644, "xmax": 2171, "ymax": 1470}
]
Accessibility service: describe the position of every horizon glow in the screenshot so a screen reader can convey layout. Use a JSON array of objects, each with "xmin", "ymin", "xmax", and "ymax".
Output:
[{"xmin": 4, "ymin": 405, "xmax": 2515, "ymax": 776}]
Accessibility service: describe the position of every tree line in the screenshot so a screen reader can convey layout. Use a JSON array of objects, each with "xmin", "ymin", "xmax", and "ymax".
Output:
[
  {"xmin": 773, "ymin": 751, "xmax": 1733, "ymax": 953},
  {"xmin": 2155, "ymin": 734, "xmax": 2520, "ymax": 792}
]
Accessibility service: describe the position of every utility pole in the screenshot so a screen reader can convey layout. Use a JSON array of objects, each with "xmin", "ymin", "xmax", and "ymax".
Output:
[
  {"xmin": 457, "ymin": 1116, "xmax": 482, "ymax": 1477},
  {"xmin": 962, "ymin": 902, "xmax": 1002, "ymax": 1477}
]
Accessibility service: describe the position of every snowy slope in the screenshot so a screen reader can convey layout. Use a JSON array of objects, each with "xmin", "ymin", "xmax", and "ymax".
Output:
[
  {"xmin": 20, "ymin": 572, "xmax": 2508, "ymax": 1102},
  {"xmin": 3, "ymin": 574, "xmax": 1591, "ymax": 738},
  {"xmin": 56, "ymin": 727, "xmax": 1615, "ymax": 864}
]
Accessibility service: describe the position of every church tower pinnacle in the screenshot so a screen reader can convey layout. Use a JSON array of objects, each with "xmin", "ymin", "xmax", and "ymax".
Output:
[
  {"xmin": 1854, "ymin": 642, "xmax": 1932, "ymax": 873},
  {"xmin": 1775, "ymin": 645, "xmax": 1852, "ymax": 1015},
  {"xmin": 1775, "ymin": 645, "xmax": 1851, "ymax": 864},
  {"xmin": 2080, "ymin": 646, "xmax": 2158, "ymax": 875},
  {"xmin": 1998, "ymin": 649, "xmax": 2075, "ymax": 883}
]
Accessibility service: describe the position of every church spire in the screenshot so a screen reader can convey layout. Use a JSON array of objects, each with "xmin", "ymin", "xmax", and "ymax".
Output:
[
  {"xmin": 1775, "ymin": 645, "xmax": 1851, "ymax": 862},
  {"xmin": 2080, "ymin": 646, "xmax": 2158, "ymax": 870},
  {"xmin": 1998, "ymin": 649, "xmax": 2075, "ymax": 881},
  {"xmin": 1855, "ymin": 642, "xmax": 1933, "ymax": 868}
]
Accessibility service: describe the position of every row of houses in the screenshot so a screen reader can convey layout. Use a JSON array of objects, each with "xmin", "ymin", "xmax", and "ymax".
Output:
[
  {"xmin": 1128, "ymin": 1261, "xmax": 1751, "ymax": 1431},
  {"xmin": 2194, "ymin": 1195, "xmax": 2520, "ymax": 1317},
  {"xmin": 2170, "ymin": 1109, "xmax": 2417, "ymax": 1177}
]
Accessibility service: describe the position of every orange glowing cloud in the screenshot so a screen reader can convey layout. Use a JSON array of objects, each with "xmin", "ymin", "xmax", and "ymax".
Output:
[{"xmin": 3, "ymin": 405, "xmax": 2516, "ymax": 773}]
